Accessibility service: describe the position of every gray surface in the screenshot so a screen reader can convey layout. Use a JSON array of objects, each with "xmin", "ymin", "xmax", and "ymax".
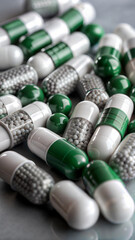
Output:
[{"xmin": 0, "ymin": 0, "xmax": 135, "ymax": 240}]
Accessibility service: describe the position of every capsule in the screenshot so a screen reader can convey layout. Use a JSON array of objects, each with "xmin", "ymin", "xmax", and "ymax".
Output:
[
  {"xmin": 28, "ymin": 127, "xmax": 89, "ymax": 180},
  {"xmin": 27, "ymin": 0, "xmax": 80, "ymax": 18},
  {"xmin": 42, "ymin": 55, "xmax": 93, "ymax": 97},
  {"xmin": 0, "ymin": 151, "xmax": 54, "ymax": 204},
  {"xmin": 94, "ymin": 34, "xmax": 122, "ymax": 78},
  {"xmin": 63, "ymin": 101, "xmax": 99, "ymax": 151},
  {"xmin": 107, "ymin": 75, "xmax": 132, "ymax": 96},
  {"xmin": 50, "ymin": 180, "xmax": 99, "ymax": 230},
  {"xmin": 20, "ymin": 3, "xmax": 95, "ymax": 58},
  {"xmin": 0, "ymin": 65, "xmax": 38, "ymax": 96},
  {"xmin": 0, "ymin": 12, "xmax": 43, "ymax": 46},
  {"xmin": 0, "ymin": 101, "xmax": 51, "ymax": 152},
  {"xmin": 83, "ymin": 160, "xmax": 135, "ymax": 224},
  {"xmin": 77, "ymin": 73, "xmax": 109, "ymax": 111},
  {"xmin": 0, "ymin": 95, "xmax": 22, "ymax": 119},
  {"xmin": 87, "ymin": 94, "xmax": 134, "ymax": 161},
  {"xmin": 0, "ymin": 45, "xmax": 24, "ymax": 70},
  {"xmin": 28, "ymin": 32, "xmax": 90, "ymax": 79},
  {"xmin": 109, "ymin": 133, "xmax": 135, "ymax": 181}
]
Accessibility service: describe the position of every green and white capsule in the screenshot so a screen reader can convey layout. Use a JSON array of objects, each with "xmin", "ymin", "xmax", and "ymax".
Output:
[
  {"xmin": 83, "ymin": 160, "xmax": 135, "ymax": 224},
  {"xmin": 42, "ymin": 55, "xmax": 93, "ymax": 97},
  {"xmin": 0, "ymin": 151, "xmax": 54, "ymax": 204},
  {"xmin": 77, "ymin": 72, "xmax": 109, "ymax": 111},
  {"xmin": 115, "ymin": 23, "xmax": 135, "ymax": 85},
  {"xmin": 0, "ymin": 95, "xmax": 22, "ymax": 119},
  {"xmin": 27, "ymin": 127, "xmax": 89, "ymax": 180},
  {"xmin": 0, "ymin": 12, "xmax": 44, "ymax": 46},
  {"xmin": 20, "ymin": 2, "xmax": 96, "ymax": 59},
  {"xmin": 50, "ymin": 180, "xmax": 99, "ymax": 230},
  {"xmin": 28, "ymin": 32, "xmax": 90, "ymax": 79},
  {"xmin": 94, "ymin": 33, "xmax": 122, "ymax": 78},
  {"xmin": 27, "ymin": 0, "xmax": 80, "ymax": 18},
  {"xmin": 87, "ymin": 94, "xmax": 134, "ymax": 161}
]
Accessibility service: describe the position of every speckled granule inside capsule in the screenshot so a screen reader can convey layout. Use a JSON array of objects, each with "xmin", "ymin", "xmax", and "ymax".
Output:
[
  {"xmin": 85, "ymin": 89, "xmax": 109, "ymax": 111},
  {"xmin": 11, "ymin": 162, "xmax": 54, "ymax": 204},
  {"xmin": 0, "ymin": 100, "xmax": 7, "ymax": 119},
  {"xmin": 63, "ymin": 117, "xmax": 93, "ymax": 151}
]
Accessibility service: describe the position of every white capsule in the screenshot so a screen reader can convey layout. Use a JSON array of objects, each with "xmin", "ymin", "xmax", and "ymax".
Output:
[
  {"xmin": 50, "ymin": 180, "xmax": 99, "ymax": 230},
  {"xmin": 114, "ymin": 23, "xmax": 135, "ymax": 43},
  {"xmin": 0, "ymin": 45, "xmax": 24, "ymax": 70},
  {"xmin": 0, "ymin": 95, "xmax": 22, "ymax": 115}
]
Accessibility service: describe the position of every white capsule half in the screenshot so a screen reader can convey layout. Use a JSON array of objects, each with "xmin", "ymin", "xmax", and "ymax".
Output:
[
  {"xmin": 74, "ymin": 2, "xmax": 96, "ymax": 25},
  {"xmin": 114, "ymin": 23, "xmax": 135, "ymax": 43},
  {"xmin": 94, "ymin": 180, "xmax": 135, "ymax": 224},
  {"xmin": 0, "ymin": 45, "xmax": 24, "ymax": 70},
  {"xmin": 0, "ymin": 95, "xmax": 22, "ymax": 115},
  {"xmin": 50, "ymin": 180, "xmax": 99, "ymax": 230},
  {"xmin": 98, "ymin": 33, "xmax": 122, "ymax": 52}
]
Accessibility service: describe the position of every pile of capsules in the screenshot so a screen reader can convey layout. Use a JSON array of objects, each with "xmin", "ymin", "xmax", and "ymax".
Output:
[{"xmin": 0, "ymin": 0, "xmax": 135, "ymax": 231}]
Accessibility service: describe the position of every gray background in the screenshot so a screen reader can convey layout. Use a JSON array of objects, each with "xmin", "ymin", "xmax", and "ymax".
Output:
[{"xmin": 0, "ymin": 0, "xmax": 135, "ymax": 240}]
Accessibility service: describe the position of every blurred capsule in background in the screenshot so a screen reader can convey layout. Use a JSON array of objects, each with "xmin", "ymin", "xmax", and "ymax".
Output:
[
  {"xmin": 47, "ymin": 94, "xmax": 72, "ymax": 116},
  {"xmin": 26, "ymin": 0, "xmax": 80, "ymax": 18},
  {"xmin": 128, "ymin": 119, "xmax": 135, "ymax": 134},
  {"xmin": 0, "ymin": 101, "xmax": 51, "ymax": 152},
  {"xmin": 17, "ymin": 84, "xmax": 44, "ymax": 107},
  {"xmin": 46, "ymin": 113, "xmax": 69, "ymax": 135},
  {"xmin": 63, "ymin": 101, "xmax": 99, "ymax": 151},
  {"xmin": 0, "ymin": 95, "xmax": 22, "ymax": 119},
  {"xmin": 94, "ymin": 33, "xmax": 122, "ymax": 78},
  {"xmin": 77, "ymin": 72, "xmax": 109, "ymax": 111},
  {"xmin": 0, "ymin": 151, "xmax": 54, "ymax": 204},
  {"xmin": 50, "ymin": 181, "xmax": 99, "ymax": 230},
  {"xmin": 28, "ymin": 127, "xmax": 89, "ymax": 180},
  {"xmin": 0, "ymin": 45, "xmax": 24, "ymax": 70},
  {"xmin": 83, "ymin": 160, "xmax": 135, "ymax": 224},
  {"xmin": 107, "ymin": 75, "xmax": 132, "ymax": 96},
  {"xmin": 0, "ymin": 65, "xmax": 38, "ymax": 96},
  {"xmin": 130, "ymin": 86, "xmax": 135, "ymax": 106},
  {"xmin": 42, "ymin": 55, "xmax": 93, "ymax": 97},
  {"xmin": 0, "ymin": 11, "xmax": 44, "ymax": 46},
  {"xmin": 87, "ymin": 94, "xmax": 134, "ymax": 161}
]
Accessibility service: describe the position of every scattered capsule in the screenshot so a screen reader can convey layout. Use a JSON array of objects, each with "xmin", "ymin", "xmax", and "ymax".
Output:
[
  {"xmin": 87, "ymin": 94, "xmax": 134, "ymax": 161},
  {"xmin": 63, "ymin": 101, "xmax": 99, "ymax": 151},
  {"xmin": 128, "ymin": 119, "xmax": 135, "ymax": 134},
  {"xmin": 0, "ymin": 65, "xmax": 38, "ymax": 96},
  {"xmin": 42, "ymin": 55, "xmax": 93, "ymax": 96},
  {"xmin": 28, "ymin": 127, "xmax": 89, "ymax": 180},
  {"xmin": 50, "ymin": 180, "xmax": 99, "ymax": 230},
  {"xmin": 17, "ymin": 84, "xmax": 44, "ymax": 107},
  {"xmin": 77, "ymin": 73, "xmax": 109, "ymax": 111},
  {"xmin": 0, "ymin": 45, "xmax": 24, "ymax": 70},
  {"xmin": 0, "ymin": 12, "xmax": 44, "ymax": 46},
  {"xmin": 27, "ymin": 0, "xmax": 80, "ymax": 18},
  {"xmin": 0, "ymin": 101, "xmax": 51, "ymax": 152},
  {"xmin": 109, "ymin": 133, "xmax": 135, "ymax": 181},
  {"xmin": 28, "ymin": 32, "xmax": 90, "ymax": 79},
  {"xmin": 0, "ymin": 151, "xmax": 54, "ymax": 204},
  {"xmin": 20, "ymin": 2, "xmax": 96, "ymax": 58},
  {"xmin": 130, "ymin": 86, "xmax": 135, "ymax": 106},
  {"xmin": 0, "ymin": 95, "xmax": 22, "ymax": 119},
  {"xmin": 46, "ymin": 113, "xmax": 69, "ymax": 135},
  {"xmin": 94, "ymin": 33, "xmax": 122, "ymax": 78},
  {"xmin": 81, "ymin": 23, "xmax": 104, "ymax": 46},
  {"xmin": 107, "ymin": 75, "xmax": 132, "ymax": 96},
  {"xmin": 83, "ymin": 160, "xmax": 135, "ymax": 224},
  {"xmin": 47, "ymin": 94, "xmax": 72, "ymax": 116}
]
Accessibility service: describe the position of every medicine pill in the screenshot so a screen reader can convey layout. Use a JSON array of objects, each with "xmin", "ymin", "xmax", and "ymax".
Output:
[
  {"xmin": 0, "ymin": 45, "xmax": 24, "ymax": 70},
  {"xmin": 63, "ymin": 101, "xmax": 99, "ymax": 151},
  {"xmin": 28, "ymin": 32, "xmax": 90, "ymax": 79},
  {"xmin": 20, "ymin": 2, "xmax": 95, "ymax": 58},
  {"xmin": 27, "ymin": 0, "xmax": 80, "ymax": 18},
  {"xmin": 0, "ymin": 151, "xmax": 54, "ymax": 204},
  {"xmin": 107, "ymin": 75, "xmax": 132, "ymax": 96},
  {"xmin": 47, "ymin": 94, "xmax": 72, "ymax": 115},
  {"xmin": 28, "ymin": 127, "xmax": 89, "ymax": 180},
  {"xmin": 77, "ymin": 73, "xmax": 109, "ymax": 111},
  {"xmin": 0, "ymin": 12, "xmax": 44, "ymax": 46},
  {"xmin": 42, "ymin": 55, "xmax": 93, "ymax": 97},
  {"xmin": 46, "ymin": 113, "xmax": 69, "ymax": 135},
  {"xmin": 94, "ymin": 33, "xmax": 122, "ymax": 78},
  {"xmin": 83, "ymin": 160, "xmax": 135, "ymax": 224},
  {"xmin": 0, "ymin": 65, "xmax": 38, "ymax": 96},
  {"xmin": 0, "ymin": 95, "xmax": 22, "ymax": 119},
  {"xmin": 0, "ymin": 101, "xmax": 51, "ymax": 152},
  {"xmin": 50, "ymin": 180, "xmax": 99, "ymax": 230},
  {"xmin": 81, "ymin": 23, "xmax": 104, "ymax": 46},
  {"xmin": 87, "ymin": 94, "xmax": 134, "ymax": 161}
]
